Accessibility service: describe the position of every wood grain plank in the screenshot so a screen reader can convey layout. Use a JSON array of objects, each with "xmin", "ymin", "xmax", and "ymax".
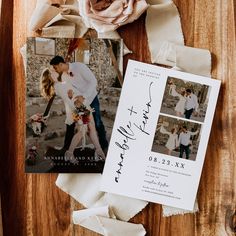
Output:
[
  {"xmin": 6, "ymin": 0, "xmax": 74, "ymax": 235},
  {"xmin": 0, "ymin": 0, "xmax": 26, "ymax": 235},
  {"xmin": 191, "ymin": 1, "xmax": 236, "ymax": 235}
]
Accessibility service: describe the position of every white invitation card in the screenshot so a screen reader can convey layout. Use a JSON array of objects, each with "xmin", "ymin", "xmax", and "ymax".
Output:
[{"xmin": 101, "ymin": 60, "xmax": 220, "ymax": 210}]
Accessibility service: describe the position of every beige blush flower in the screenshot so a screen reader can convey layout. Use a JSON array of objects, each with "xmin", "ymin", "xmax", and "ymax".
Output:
[{"xmin": 78, "ymin": 0, "xmax": 149, "ymax": 33}]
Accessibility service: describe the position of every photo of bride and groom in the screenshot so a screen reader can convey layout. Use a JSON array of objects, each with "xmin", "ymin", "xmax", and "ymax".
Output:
[
  {"xmin": 26, "ymin": 37, "xmax": 123, "ymax": 173},
  {"xmin": 152, "ymin": 115, "xmax": 202, "ymax": 161},
  {"xmin": 42, "ymin": 56, "xmax": 107, "ymax": 164},
  {"xmin": 160, "ymin": 77, "xmax": 211, "ymax": 123}
]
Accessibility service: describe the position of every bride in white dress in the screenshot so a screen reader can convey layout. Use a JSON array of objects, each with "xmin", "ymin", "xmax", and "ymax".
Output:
[
  {"xmin": 169, "ymin": 84, "xmax": 187, "ymax": 117},
  {"xmin": 158, "ymin": 125, "xmax": 179, "ymax": 155}
]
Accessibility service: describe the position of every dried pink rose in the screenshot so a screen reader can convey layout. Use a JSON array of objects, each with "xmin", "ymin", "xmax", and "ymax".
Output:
[{"xmin": 79, "ymin": 0, "xmax": 149, "ymax": 33}]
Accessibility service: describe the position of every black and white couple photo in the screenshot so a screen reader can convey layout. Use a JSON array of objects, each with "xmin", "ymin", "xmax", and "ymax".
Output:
[
  {"xmin": 152, "ymin": 115, "xmax": 202, "ymax": 161},
  {"xmin": 160, "ymin": 77, "xmax": 211, "ymax": 123},
  {"xmin": 26, "ymin": 38, "xmax": 123, "ymax": 173}
]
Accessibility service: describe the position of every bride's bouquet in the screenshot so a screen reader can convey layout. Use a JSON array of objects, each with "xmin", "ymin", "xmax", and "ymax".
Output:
[
  {"xmin": 71, "ymin": 95, "xmax": 95, "ymax": 150},
  {"xmin": 72, "ymin": 96, "xmax": 94, "ymax": 125}
]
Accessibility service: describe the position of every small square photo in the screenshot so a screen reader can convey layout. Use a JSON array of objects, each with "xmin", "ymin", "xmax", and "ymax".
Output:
[
  {"xmin": 160, "ymin": 76, "xmax": 211, "ymax": 123},
  {"xmin": 152, "ymin": 115, "xmax": 202, "ymax": 161}
]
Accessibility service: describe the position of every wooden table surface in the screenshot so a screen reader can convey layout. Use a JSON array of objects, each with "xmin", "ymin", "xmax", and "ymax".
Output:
[{"xmin": 0, "ymin": 0, "xmax": 235, "ymax": 235}]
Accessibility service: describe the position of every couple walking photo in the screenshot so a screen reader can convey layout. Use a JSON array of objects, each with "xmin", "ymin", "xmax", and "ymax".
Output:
[
  {"xmin": 26, "ymin": 38, "xmax": 123, "ymax": 173},
  {"xmin": 152, "ymin": 115, "xmax": 201, "ymax": 161},
  {"xmin": 160, "ymin": 77, "xmax": 211, "ymax": 123}
]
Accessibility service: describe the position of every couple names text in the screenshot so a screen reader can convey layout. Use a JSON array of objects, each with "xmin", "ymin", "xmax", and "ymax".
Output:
[{"xmin": 114, "ymin": 82, "xmax": 154, "ymax": 183}]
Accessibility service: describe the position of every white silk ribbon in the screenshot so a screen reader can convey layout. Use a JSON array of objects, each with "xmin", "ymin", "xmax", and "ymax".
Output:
[
  {"xmin": 155, "ymin": 41, "xmax": 212, "ymax": 77},
  {"xmin": 72, "ymin": 206, "xmax": 146, "ymax": 236},
  {"xmin": 55, "ymin": 174, "xmax": 148, "ymax": 221},
  {"xmin": 55, "ymin": 174, "xmax": 148, "ymax": 235},
  {"xmin": 145, "ymin": 0, "xmax": 184, "ymax": 63}
]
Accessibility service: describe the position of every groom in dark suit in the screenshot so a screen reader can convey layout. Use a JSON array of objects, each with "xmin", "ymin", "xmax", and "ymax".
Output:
[{"xmin": 50, "ymin": 56, "xmax": 108, "ymax": 151}]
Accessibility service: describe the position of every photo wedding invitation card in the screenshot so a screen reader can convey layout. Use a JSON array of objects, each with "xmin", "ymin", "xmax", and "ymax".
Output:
[
  {"xmin": 25, "ymin": 37, "xmax": 123, "ymax": 173},
  {"xmin": 101, "ymin": 60, "xmax": 221, "ymax": 210}
]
